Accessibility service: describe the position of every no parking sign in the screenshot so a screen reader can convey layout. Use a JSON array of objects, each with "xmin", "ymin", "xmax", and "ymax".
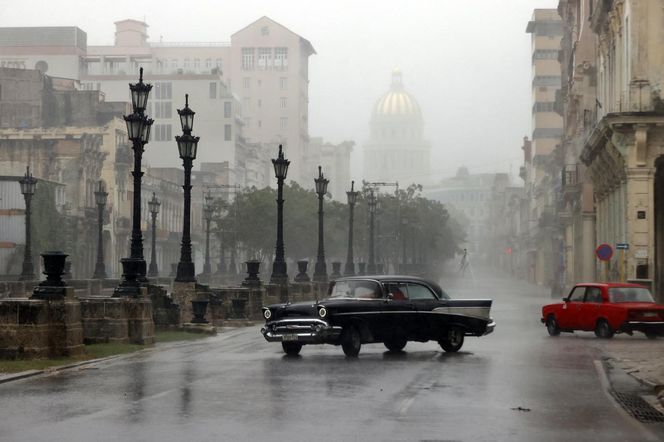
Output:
[{"xmin": 595, "ymin": 243, "xmax": 613, "ymax": 261}]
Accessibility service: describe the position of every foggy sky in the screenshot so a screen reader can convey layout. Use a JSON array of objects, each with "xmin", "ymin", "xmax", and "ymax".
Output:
[{"xmin": 0, "ymin": 0, "xmax": 559, "ymax": 184}]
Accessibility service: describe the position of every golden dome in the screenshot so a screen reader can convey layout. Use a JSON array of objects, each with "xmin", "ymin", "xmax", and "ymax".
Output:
[{"xmin": 372, "ymin": 70, "xmax": 422, "ymax": 119}]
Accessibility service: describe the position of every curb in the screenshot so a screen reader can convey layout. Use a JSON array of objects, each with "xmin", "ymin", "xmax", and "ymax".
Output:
[{"xmin": 0, "ymin": 355, "xmax": 121, "ymax": 385}]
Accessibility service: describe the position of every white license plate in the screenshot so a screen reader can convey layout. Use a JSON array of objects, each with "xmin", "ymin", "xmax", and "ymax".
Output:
[{"xmin": 282, "ymin": 333, "xmax": 298, "ymax": 341}]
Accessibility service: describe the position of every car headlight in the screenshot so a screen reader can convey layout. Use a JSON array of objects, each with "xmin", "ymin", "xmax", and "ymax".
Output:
[
  {"xmin": 263, "ymin": 309, "xmax": 272, "ymax": 320},
  {"xmin": 318, "ymin": 307, "xmax": 327, "ymax": 318}
]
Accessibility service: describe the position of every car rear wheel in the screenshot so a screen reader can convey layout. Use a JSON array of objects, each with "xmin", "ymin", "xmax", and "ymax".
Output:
[
  {"xmin": 281, "ymin": 342, "xmax": 303, "ymax": 356},
  {"xmin": 546, "ymin": 315, "xmax": 561, "ymax": 337},
  {"xmin": 341, "ymin": 325, "xmax": 361, "ymax": 357},
  {"xmin": 594, "ymin": 319, "xmax": 614, "ymax": 339},
  {"xmin": 439, "ymin": 326, "xmax": 465, "ymax": 352},
  {"xmin": 384, "ymin": 335, "xmax": 407, "ymax": 352}
]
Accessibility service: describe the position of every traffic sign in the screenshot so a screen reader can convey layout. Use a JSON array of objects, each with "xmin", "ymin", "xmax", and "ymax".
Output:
[
  {"xmin": 595, "ymin": 243, "xmax": 614, "ymax": 261},
  {"xmin": 616, "ymin": 243, "xmax": 629, "ymax": 250}
]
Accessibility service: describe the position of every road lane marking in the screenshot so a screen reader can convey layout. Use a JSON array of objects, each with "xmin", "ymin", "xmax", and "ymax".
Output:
[{"xmin": 398, "ymin": 397, "xmax": 415, "ymax": 416}]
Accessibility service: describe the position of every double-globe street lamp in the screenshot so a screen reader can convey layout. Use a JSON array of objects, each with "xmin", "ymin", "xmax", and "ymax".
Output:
[
  {"xmin": 92, "ymin": 181, "xmax": 108, "ymax": 279},
  {"xmin": 270, "ymin": 145, "xmax": 290, "ymax": 285},
  {"xmin": 202, "ymin": 190, "xmax": 214, "ymax": 281},
  {"xmin": 147, "ymin": 192, "xmax": 160, "ymax": 277},
  {"xmin": 344, "ymin": 181, "xmax": 359, "ymax": 276},
  {"xmin": 175, "ymin": 94, "xmax": 200, "ymax": 283},
  {"xmin": 313, "ymin": 166, "xmax": 329, "ymax": 283},
  {"xmin": 18, "ymin": 166, "xmax": 37, "ymax": 281},
  {"xmin": 118, "ymin": 68, "xmax": 153, "ymax": 292},
  {"xmin": 367, "ymin": 189, "xmax": 377, "ymax": 274}
]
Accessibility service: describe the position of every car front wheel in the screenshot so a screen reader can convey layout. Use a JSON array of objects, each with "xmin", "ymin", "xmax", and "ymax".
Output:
[
  {"xmin": 594, "ymin": 319, "xmax": 614, "ymax": 339},
  {"xmin": 546, "ymin": 315, "xmax": 561, "ymax": 337},
  {"xmin": 439, "ymin": 326, "xmax": 465, "ymax": 352},
  {"xmin": 341, "ymin": 325, "xmax": 361, "ymax": 357},
  {"xmin": 282, "ymin": 342, "xmax": 303, "ymax": 356}
]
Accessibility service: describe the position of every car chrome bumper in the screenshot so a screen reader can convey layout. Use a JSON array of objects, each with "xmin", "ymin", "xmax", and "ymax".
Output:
[
  {"xmin": 261, "ymin": 318, "xmax": 343, "ymax": 343},
  {"xmin": 483, "ymin": 320, "xmax": 496, "ymax": 336},
  {"xmin": 621, "ymin": 320, "xmax": 664, "ymax": 335}
]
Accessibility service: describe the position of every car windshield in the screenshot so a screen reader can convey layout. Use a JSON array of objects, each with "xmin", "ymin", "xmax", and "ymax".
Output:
[
  {"xmin": 328, "ymin": 280, "xmax": 382, "ymax": 299},
  {"xmin": 608, "ymin": 287, "xmax": 654, "ymax": 303}
]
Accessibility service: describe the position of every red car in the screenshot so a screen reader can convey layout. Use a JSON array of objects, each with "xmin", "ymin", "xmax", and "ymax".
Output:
[{"xmin": 541, "ymin": 283, "xmax": 664, "ymax": 339}]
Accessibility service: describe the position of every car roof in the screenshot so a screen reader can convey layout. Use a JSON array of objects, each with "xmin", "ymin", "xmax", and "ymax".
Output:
[
  {"xmin": 333, "ymin": 275, "xmax": 444, "ymax": 296},
  {"xmin": 574, "ymin": 282, "xmax": 648, "ymax": 289}
]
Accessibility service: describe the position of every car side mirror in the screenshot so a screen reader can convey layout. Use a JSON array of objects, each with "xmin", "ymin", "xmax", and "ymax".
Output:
[{"xmin": 562, "ymin": 297, "xmax": 569, "ymax": 302}]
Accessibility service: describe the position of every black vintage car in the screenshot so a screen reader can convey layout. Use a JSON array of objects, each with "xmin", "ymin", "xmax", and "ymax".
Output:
[{"xmin": 260, "ymin": 275, "xmax": 495, "ymax": 356}]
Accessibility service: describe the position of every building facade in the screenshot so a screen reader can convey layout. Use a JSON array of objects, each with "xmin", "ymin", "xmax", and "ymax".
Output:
[{"xmin": 525, "ymin": 9, "xmax": 565, "ymax": 286}]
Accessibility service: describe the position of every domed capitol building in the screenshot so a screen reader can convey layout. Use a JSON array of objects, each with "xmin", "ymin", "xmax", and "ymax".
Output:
[{"xmin": 363, "ymin": 69, "xmax": 431, "ymax": 184}]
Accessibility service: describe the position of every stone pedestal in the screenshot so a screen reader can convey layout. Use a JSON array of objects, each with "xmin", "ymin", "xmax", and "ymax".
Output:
[
  {"xmin": 80, "ymin": 297, "xmax": 129, "ymax": 344},
  {"xmin": 171, "ymin": 281, "xmax": 197, "ymax": 325},
  {"xmin": 0, "ymin": 287, "xmax": 83, "ymax": 358},
  {"xmin": 126, "ymin": 288, "xmax": 155, "ymax": 345}
]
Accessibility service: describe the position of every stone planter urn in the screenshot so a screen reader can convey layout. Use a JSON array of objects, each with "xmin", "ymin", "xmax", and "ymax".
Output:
[
  {"xmin": 330, "ymin": 262, "xmax": 342, "ymax": 280},
  {"xmin": 294, "ymin": 260, "xmax": 310, "ymax": 282},
  {"xmin": 242, "ymin": 260, "xmax": 261, "ymax": 287},
  {"xmin": 358, "ymin": 262, "xmax": 366, "ymax": 275},
  {"xmin": 190, "ymin": 299, "xmax": 209, "ymax": 324},
  {"xmin": 32, "ymin": 251, "xmax": 68, "ymax": 300}
]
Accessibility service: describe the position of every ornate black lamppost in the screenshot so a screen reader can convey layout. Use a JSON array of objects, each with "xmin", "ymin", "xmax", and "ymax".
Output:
[
  {"xmin": 92, "ymin": 180, "xmax": 108, "ymax": 279},
  {"xmin": 313, "ymin": 166, "xmax": 329, "ymax": 282},
  {"xmin": 202, "ymin": 190, "xmax": 214, "ymax": 280},
  {"xmin": 147, "ymin": 192, "xmax": 160, "ymax": 277},
  {"xmin": 18, "ymin": 166, "xmax": 37, "ymax": 281},
  {"xmin": 344, "ymin": 181, "xmax": 359, "ymax": 276},
  {"xmin": 120, "ymin": 68, "xmax": 153, "ymax": 286},
  {"xmin": 367, "ymin": 189, "xmax": 377, "ymax": 274},
  {"xmin": 270, "ymin": 145, "xmax": 290, "ymax": 285},
  {"xmin": 175, "ymin": 94, "xmax": 200, "ymax": 283}
]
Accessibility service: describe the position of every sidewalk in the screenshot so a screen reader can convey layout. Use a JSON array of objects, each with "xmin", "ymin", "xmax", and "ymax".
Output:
[{"xmin": 604, "ymin": 338, "xmax": 664, "ymax": 405}]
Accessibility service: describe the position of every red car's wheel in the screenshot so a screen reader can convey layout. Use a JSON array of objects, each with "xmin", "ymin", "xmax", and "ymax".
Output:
[
  {"xmin": 546, "ymin": 315, "xmax": 561, "ymax": 337},
  {"xmin": 594, "ymin": 319, "xmax": 614, "ymax": 339}
]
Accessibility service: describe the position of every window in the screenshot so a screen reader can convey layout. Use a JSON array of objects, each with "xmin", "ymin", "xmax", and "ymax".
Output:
[
  {"xmin": 224, "ymin": 124, "xmax": 232, "ymax": 141},
  {"xmin": 385, "ymin": 283, "xmax": 409, "ymax": 301},
  {"xmin": 243, "ymin": 97, "xmax": 251, "ymax": 111},
  {"xmin": 274, "ymin": 47, "xmax": 288, "ymax": 69},
  {"xmin": 258, "ymin": 120, "xmax": 262, "ymax": 128},
  {"xmin": 257, "ymin": 99, "xmax": 262, "ymax": 108},
  {"xmin": 280, "ymin": 97, "xmax": 287, "ymax": 109},
  {"xmin": 154, "ymin": 82, "xmax": 172, "ymax": 100},
  {"xmin": 407, "ymin": 284, "xmax": 436, "ymax": 300},
  {"xmin": 280, "ymin": 77, "xmax": 288, "ymax": 90},
  {"xmin": 568, "ymin": 287, "xmax": 585, "ymax": 302},
  {"xmin": 209, "ymin": 82, "xmax": 217, "ymax": 99},
  {"xmin": 184, "ymin": 58, "xmax": 190, "ymax": 69},
  {"xmin": 205, "ymin": 58, "xmax": 212, "ymax": 69},
  {"xmin": 224, "ymin": 101, "xmax": 232, "ymax": 118},
  {"xmin": 532, "ymin": 102, "xmax": 556, "ymax": 113},
  {"xmin": 241, "ymin": 48, "xmax": 255, "ymax": 70},
  {"xmin": 280, "ymin": 117, "xmax": 287, "ymax": 129},
  {"xmin": 154, "ymin": 102, "xmax": 172, "ymax": 119},
  {"xmin": 193, "ymin": 59, "xmax": 200, "ymax": 69},
  {"xmin": 171, "ymin": 59, "xmax": 178, "ymax": 69},
  {"xmin": 584, "ymin": 287, "xmax": 603, "ymax": 303},
  {"xmin": 329, "ymin": 280, "xmax": 381, "ymax": 299},
  {"xmin": 243, "ymin": 77, "xmax": 251, "ymax": 89},
  {"xmin": 154, "ymin": 124, "xmax": 172, "ymax": 142},
  {"xmin": 258, "ymin": 47, "xmax": 271, "ymax": 69}
]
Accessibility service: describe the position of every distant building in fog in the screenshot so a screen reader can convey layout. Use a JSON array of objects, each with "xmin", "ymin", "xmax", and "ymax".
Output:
[
  {"xmin": 363, "ymin": 69, "xmax": 430, "ymax": 185},
  {"xmin": 305, "ymin": 137, "xmax": 353, "ymax": 201},
  {"xmin": 0, "ymin": 16, "xmax": 315, "ymax": 187},
  {"xmin": 424, "ymin": 167, "xmax": 496, "ymax": 257}
]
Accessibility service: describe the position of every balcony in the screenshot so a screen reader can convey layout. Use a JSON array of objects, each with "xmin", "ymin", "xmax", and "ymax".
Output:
[{"xmin": 561, "ymin": 164, "xmax": 581, "ymax": 201}]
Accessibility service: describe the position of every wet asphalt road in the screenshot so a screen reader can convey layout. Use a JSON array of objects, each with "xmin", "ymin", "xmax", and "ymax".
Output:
[{"xmin": 0, "ymin": 271, "xmax": 659, "ymax": 442}]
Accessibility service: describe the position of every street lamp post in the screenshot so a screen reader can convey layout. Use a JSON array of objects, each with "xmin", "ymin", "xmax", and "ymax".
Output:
[
  {"xmin": 313, "ymin": 166, "xmax": 329, "ymax": 283},
  {"xmin": 270, "ymin": 145, "xmax": 290, "ymax": 285},
  {"xmin": 367, "ymin": 189, "xmax": 377, "ymax": 274},
  {"xmin": 119, "ymin": 68, "xmax": 153, "ymax": 289},
  {"xmin": 18, "ymin": 166, "xmax": 37, "ymax": 281},
  {"xmin": 344, "ymin": 181, "xmax": 359, "ymax": 276},
  {"xmin": 147, "ymin": 192, "xmax": 160, "ymax": 277},
  {"xmin": 202, "ymin": 190, "xmax": 214, "ymax": 280},
  {"xmin": 175, "ymin": 94, "xmax": 200, "ymax": 283},
  {"xmin": 92, "ymin": 180, "xmax": 108, "ymax": 279}
]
